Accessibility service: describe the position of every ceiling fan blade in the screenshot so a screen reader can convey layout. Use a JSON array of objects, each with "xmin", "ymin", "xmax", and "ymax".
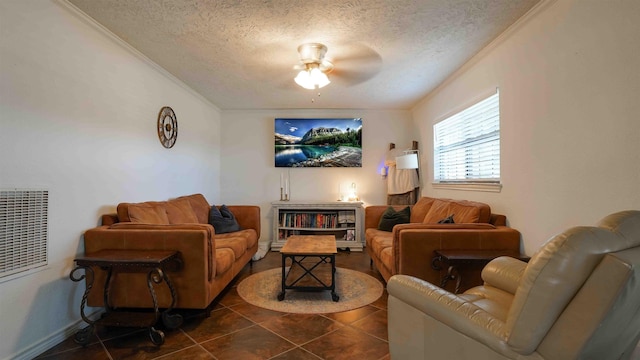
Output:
[
  {"xmin": 330, "ymin": 67, "xmax": 380, "ymax": 86},
  {"xmin": 325, "ymin": 42, "xmax": 383, "ymax": 86},
  {"xmin": 327, "ymin": 42, "xmax": 382, "ymax": 64}
]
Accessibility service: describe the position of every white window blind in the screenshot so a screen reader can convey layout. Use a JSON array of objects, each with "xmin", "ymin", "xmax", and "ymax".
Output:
[
  {"xmin": 0, "ymin": 189, "xmax": 49, "ymax": 279},
  {"xmin": 434, "ymin": 90, "xmax": 500, "ymax": 183}
]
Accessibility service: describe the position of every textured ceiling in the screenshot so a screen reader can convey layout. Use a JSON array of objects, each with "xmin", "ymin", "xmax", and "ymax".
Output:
[{"xmin": 66, "ymin": 0, "xmax": 540, "ymax": 110}]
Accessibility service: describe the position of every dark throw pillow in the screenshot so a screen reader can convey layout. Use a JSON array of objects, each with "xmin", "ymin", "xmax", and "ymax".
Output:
[
  {"xmin": 208, "ymin": 204, "xmax": 241, "ymax": 234},
  {"xmin": 377, "ymin": 206, "xmax": 411, "ymax": 232},
  {"xmin": 438, "ymin": 214, "xmax": 455, "ymax": 224}
]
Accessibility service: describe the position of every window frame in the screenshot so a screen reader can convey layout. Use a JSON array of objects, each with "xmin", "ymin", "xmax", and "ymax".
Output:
[{"xmin": 431, "ymin": 88, "xmax": 502, "ymax": 193}]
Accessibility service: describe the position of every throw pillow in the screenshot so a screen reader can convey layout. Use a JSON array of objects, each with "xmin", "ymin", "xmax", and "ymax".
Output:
[
  {"xmin": 208, "ymin": 204, "xmax": 241, "ymax": 234},
  {"xmin": 377, "ymin": 206, "xmax": 411, "ymax": 232},
  {"xmin": 437, "ymin": 214, "xmax": 455, "ymax": 224}
]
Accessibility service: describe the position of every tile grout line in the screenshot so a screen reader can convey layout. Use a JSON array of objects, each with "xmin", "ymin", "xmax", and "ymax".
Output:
[
  {"xmin": 98, "ymin": 337, "xmax": 115, "ymax": 360},
  {"xmin": 257, "ymin": 322, "xmax": 343, "ymax": 360}
]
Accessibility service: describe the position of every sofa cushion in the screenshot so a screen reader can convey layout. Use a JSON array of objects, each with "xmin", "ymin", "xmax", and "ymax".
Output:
[
  {"xmin": 423, "ymin": 199, "xmax": 455, "ymax": 223},
  {"xmin": 214, "ymin": 237, "xmax": 246, "ymax": 260},
  {"xmin": 176, "ymin": 193, "xmax": 211, "ymax": 224},
  {"xmin": 460, "ymin": 286, "xmax": 514, "ymax": 321},
  {"xmin": 165, "ymin": 198, "xmax": 199, "ymax": 224},
  {"xmin": 209, "ymin": 205, "xmax": 241, "ymax": 234},
  {"xmin": 127, "ymin": 203, "xmax": 169, "ymax": 224},
  {"xmin": 216, "ymin": 229, "xmax": 259, "ymax": 250},
  {"xmin": 423, "ymin": 199, "xmax": 490, "ymax": 224},
  {"xmin": 411, "ymin": 197, "xmax": 436, "ymax": 223},
  {"xmin": 378, "ymin": 206, "xmax": 411, "ymax": 232},
  {"xmin": 215, "ymin": 247, "xmax": 235, "ymax": 276},
  {"xmin": 379, "ymin": 247, "xmax": 394, "ymax": 275},
  {"xmin": 368, "ymin": 229, "xmax": 393, "ymax": 258}
]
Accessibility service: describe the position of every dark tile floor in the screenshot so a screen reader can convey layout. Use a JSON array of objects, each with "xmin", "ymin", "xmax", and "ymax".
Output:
[{"xmin": 35, "ymin": 250, "xmax": 389, "ymax": 360}]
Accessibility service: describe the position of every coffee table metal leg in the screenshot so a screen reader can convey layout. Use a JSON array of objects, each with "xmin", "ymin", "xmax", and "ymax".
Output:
[
  {"xmin": 278, "ymin": 253, "xmax": 339, "ymax": 301},
  {"xmin": 278, "ymin": 254, "xmax": 286, "ymax": 301},
  {"xmin": 331, "ymin": 255, "xmax": 339, "ymax": 302}
]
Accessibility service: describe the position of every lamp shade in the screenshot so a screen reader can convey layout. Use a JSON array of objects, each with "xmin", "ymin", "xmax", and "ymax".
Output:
[
  {"xmin": 396, "ymin": 153, "xmax": 419, "ymax": 169},
  {"xmin": 295, "ymin": 68, "xmax": 330, "ymax": 89}
]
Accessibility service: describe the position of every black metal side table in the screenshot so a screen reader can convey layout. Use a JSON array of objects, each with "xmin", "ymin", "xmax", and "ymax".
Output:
[
  {"xmin": 69, "ymin": 249, "xmax": 183, "ymax": 346},
  {"xmin": 431, "ymin": 249, "xmax": 530, "ymax": 294}
]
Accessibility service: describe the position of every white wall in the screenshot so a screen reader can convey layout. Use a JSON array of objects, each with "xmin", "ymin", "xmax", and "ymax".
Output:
[
  {"xmin": 0, "ymin": 1, "xmax": 222, "ymax": 359},
  {"xmin": 11, "ymin": 0, "xmax": 637, "ymax": 357},
  {"xmin": 413, "ymin": 0, "xmax": 640, "ymax": 253},
  {"xmin": 220, "ymin": 109, "xmax": 415, "ymax": 246}
]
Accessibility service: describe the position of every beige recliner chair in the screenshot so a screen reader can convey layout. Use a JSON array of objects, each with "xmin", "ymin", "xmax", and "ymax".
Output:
[{"xmin": 387, "ymin": 210, "xmax": 640, "ymax": 359}]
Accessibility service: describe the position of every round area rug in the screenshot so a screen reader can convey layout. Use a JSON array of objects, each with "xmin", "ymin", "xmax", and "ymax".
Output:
[{"xmin": 237, "ymin": 267, "xmax": 383, "ymax": 314}]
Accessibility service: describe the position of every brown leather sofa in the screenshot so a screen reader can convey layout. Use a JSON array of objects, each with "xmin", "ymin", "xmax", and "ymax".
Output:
[
  {"xmin": 387, "ymin": 210, "xmax": 640, "ymax": 359},
  {"xmin": 83, "ymin": 193, "xmax": 260, "ymax": 310},
  {"xmin": 365, "ymin": 196, "xmax": 521, "ymax": 291}
]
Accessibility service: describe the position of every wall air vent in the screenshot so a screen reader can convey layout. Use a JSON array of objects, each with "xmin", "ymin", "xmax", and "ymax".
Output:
[{"xmin": 0, "ymin": 189, "xmax": 49, "ymax": 279}]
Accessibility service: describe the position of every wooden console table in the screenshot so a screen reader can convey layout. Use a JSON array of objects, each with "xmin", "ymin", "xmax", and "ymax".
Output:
[
  {"xmin": 69, "ymin": 249, "xmax": 183, "ymax": 346},
  {"xmin": 431, "ymin": 249, "xmax": 530, "ymax": 294}
]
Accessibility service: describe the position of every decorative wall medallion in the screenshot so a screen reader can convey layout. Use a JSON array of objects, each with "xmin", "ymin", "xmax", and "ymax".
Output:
[{"xmin": 157, "ymin": 106, "xmax": 178, "ymax": 148}]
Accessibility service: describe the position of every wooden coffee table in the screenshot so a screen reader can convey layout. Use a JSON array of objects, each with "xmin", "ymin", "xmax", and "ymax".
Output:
[{"xmin": 278, "ymin": 235, "xmax": 339, "ymax": 302}]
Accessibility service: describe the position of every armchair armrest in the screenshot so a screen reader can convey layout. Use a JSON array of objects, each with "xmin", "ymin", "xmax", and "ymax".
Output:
[
  {"xmin": 388, "ymin": 275, "xmax": 507, "ymax": 337},
  {"xmin": 481, "ymin": 256, "xmax": 528, "ymax": 294},
  {"xmin": 388, "ymin": 275, "xmax": 519, "ymax": 358}
]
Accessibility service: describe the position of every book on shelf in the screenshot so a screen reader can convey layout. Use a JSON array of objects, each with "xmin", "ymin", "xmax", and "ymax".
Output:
[
  {"xmin": 280, "ymin": 212, "xmax": 339, "ymax": 229},
  {"xmin": 338, "ymin": 211, "xmax": 356, "ymax": 224},
  {"xmin": 346, "ymin": 229, "xmax": 355, "ymax": 241}
]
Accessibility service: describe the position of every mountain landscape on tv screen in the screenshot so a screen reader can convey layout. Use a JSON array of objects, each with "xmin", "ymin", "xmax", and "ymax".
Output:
[{"xmin": 274, "ymin": 118, "xmax": 362, "ymax": 167}]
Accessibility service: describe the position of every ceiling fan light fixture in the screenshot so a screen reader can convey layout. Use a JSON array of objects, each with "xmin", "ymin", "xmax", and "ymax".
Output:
[
  {"xmin": 297, "ymin": 43, "xmax": 327, "ymax": 63},
  {"xmin": 294, "ymin": 66, "xmax": 330, "ymax": 89},
  {"xmin": 294, "ymin": 43, "xmax": 332, "ymax": 90},
  {"xmin": 311, "ymin": 67, "xmax": 330, "ymax": 87},
  {"xmin": 294, "ymin": 70, "xmax": 313, "ymax": 89}
]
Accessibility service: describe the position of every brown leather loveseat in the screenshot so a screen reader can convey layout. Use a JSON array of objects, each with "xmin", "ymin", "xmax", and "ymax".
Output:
[
  {"xmin": 83, "ymin": 193, "xmax": 260, "ymax": 311},
  {"xmin": 365, "ymin": 196, "xmax": 521, "ymax": 290}
]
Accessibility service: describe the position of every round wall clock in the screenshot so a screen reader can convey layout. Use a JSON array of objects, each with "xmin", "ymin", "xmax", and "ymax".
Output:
[{"xmin": 157, "ymin": 106, "xmax": 178, "ymax": 148}]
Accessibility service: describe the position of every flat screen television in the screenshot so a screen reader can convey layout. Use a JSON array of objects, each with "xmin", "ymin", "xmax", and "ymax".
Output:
[{"xmin": 275, "ymin": 118, "xmax": 362, "ymax": 167}]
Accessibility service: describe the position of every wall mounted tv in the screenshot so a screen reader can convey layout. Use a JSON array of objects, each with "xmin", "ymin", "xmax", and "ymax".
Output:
[{"xmin": 275, "ymin": 118, "xmax": 362, "ymax": 167}]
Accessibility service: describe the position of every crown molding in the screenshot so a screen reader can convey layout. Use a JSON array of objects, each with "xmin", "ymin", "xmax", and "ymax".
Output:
[
  {"xmin": 414, "ymin": 0, "xmax": 559, "ymax": 108},
  {"xmin": 55, "ymin": 0, "xmax": 221, "ymax": 112}
]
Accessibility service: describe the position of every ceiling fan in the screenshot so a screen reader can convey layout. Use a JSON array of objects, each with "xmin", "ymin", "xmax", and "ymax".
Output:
[
  {"xmin": 244, "ymin": 41, "xmax": 382, "ymax": 90},
  {"xmin": 293, "ymin": 43, "xmax": 334, "ymax": 90}
]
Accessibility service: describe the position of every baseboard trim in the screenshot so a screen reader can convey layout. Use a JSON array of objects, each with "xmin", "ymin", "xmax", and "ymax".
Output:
[{"xmin": 5, "ymin": 310, "xmax": 100, "ymax": 360}]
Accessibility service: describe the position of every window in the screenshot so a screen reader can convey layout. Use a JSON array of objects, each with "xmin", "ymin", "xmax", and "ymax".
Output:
[{"xmin": 433, "ymin": 90, "xmax": 500, "ymax": 190}]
